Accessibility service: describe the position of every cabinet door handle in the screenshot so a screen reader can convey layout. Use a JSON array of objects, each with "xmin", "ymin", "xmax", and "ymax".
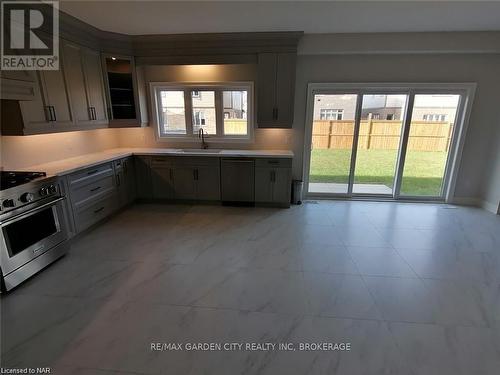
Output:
[
  {"xmin": 50, "ymin": 106, "xmax": 57, "ymax": 122},
  {"xmin": 270, "ymin": 170, "xmax": 276, "ymax": 183},
  {"xmin": 90, "ymin": 186, "xmax": 101, "ymax": 192},
  {"xmin": 92, "ymin": 107, "xmax": 97, "ymax": 120},
  {"xmin": 272, "ymin": 107, "xmax": 278, "ymax": 121},
  {"xmin": 193, "ymin": 169, "xmax": 198, "ymax": 181},
  {"xmin": 116, "ymin": 174, "xmax": 121, "ymax": 186},
  {"xmin": 94, "ymin": 206, "xmax": 105, "ymax": 214},
  {"xmin": 46, "ymin": 106, "xmax": 56, "ymax": 121},
  {"xmin": 45, "ymin": 106, "xmax": 52, "ymax": 121},
  {"xmin": 87, "ymin": 169, "xmax": 99, "ymax": 175}
]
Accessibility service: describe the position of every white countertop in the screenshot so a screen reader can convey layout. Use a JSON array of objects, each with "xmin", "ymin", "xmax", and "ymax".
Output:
[{"xmin": 22, "ymin": 148, "xmax": 294, "ymax": 177}]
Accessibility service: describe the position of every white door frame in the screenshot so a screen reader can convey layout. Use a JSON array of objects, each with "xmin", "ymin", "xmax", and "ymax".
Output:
[{"xmin": 303, "ymin": 82, "xmax": 477, "ymax": 202}]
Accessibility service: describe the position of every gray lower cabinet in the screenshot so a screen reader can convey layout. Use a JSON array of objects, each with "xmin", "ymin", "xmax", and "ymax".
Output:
[
  {"xmin": 172, "ymin": 167, "xmax": 197, "ymax": 200},
  {"xmin": 62, "ymin": 155, "xmax": 291, "ymax": 236},
  {"xmin": 151, "ymin": 166, "xmax": 174, "ymax": 199},
  {"xmin": 149, "ymin": 156, "xmax": 220, "ymax": 201},
  {"xmin": 115, "ymin": 157, "xmax": 136, "ymax": 206},
  {"xmin": 73, "ymin": 194, "xmax": 118, "ymax": 234},
  {"xmin": 254, "ymin": 158, "xmax": 292, "ymax": 206},
  {"xmin": 135, "ymin": 156, "xmax": 153, "ymax": 199},
  {"xmin": 220, "ymin": 158, "xmax": 255, "ymax": 202},
  {"xmin": 67, "ymin": 162, "xmax": 119, "ymax": 234},
  {"xmin": 196, "ymin": 165, "xmax": 221, "ymax": 201}
]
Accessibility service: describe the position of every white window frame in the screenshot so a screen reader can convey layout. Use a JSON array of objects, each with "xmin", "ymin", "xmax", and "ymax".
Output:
[
  {"xmin": 150, "ymin": 81, "xmax": 254, "ymax": 143},
  {"xmin": 303, "ymin": 82, "xmax": 476, "ymax": 203}
]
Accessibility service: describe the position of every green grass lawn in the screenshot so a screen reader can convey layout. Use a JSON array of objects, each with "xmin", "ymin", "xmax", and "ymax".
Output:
[{"xmin": 309, "ymin": 149, "xmax": 448, "ymax": 196}]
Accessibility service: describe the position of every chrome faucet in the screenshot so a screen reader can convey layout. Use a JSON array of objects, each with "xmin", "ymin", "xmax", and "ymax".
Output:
[{"xmin": 198, "ymin": 128, "xmax": 208, "ymax": 149}]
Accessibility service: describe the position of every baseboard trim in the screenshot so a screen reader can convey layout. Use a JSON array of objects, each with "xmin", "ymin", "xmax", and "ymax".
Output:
[
  {"xmin": 480, "ymin": 200, "xmax": 500, "ymax": 214},
  {"xmin": 450, "ymin": 197, "xmax": 499, "ymax": 214},
  {"xmin": 449, "ymin": 197, "xmax": 481, "ymax": 206}
]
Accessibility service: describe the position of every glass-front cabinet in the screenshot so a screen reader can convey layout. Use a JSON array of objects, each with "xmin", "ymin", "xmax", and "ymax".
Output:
[{"xmin": 102, "ymin": 55, "xmax": 147, "ymax": 127}]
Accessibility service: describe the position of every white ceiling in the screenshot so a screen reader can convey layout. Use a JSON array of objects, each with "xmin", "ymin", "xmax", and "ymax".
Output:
[{"xmin": 60, "ymin": 1, "xmax": 500, "ymax": 35}]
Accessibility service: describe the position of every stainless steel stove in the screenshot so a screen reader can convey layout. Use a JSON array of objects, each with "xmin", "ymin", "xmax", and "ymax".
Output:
[{"xmin": 0, "ymin": 171, "xmax": 70, "ymax": 292}]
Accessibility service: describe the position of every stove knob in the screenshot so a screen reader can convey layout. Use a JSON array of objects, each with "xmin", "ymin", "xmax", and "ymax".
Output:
[
  {"xmin": 48, "ymin": 185, "xmax": 57, "ymax": 194},
  {"xmin": 3, "ymin": 199, "xmax": 15, "ymax": 208},
  {"xmin": 20, "ymin": 193, "xmax": 35, "ymax": 203},
  {"xmin": 39, "ymin": 187, "xmax": 49, "ymax": 196}
]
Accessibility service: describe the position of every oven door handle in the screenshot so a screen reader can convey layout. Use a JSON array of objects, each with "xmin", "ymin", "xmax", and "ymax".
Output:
[{"xmin": 0, "ymin": 197, "xmax": 66, "ymax": 226}]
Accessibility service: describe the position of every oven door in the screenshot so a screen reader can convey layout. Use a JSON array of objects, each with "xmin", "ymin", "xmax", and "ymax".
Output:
[{"xmin": 0, "ymin": 197, "xmax": 68, "ymax": 276}]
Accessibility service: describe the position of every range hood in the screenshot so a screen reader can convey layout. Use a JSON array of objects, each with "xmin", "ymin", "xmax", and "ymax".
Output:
[{"xmin": 0, "ymin": 71, "xmax": 36, "ymax": 101}]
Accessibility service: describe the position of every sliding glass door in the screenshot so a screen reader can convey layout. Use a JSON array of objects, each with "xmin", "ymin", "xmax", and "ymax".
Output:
[
  {"xmin": 352, "ymin": 94, "xmax": 408, "ymax": 195},
  {"xmin": 399, "ymin": 94, "xmax": 461, "ymax": 197},
  {"xmin": 308, "ymin": 94, "xmax": 358, "ymax": 195},
  {"xmin": 305, "ymin": 84, "xmax": 473, "ymax": 201}
]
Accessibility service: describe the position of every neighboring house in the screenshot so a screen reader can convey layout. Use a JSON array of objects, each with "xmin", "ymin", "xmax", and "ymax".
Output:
[
  {"xmin": 314, "ymin": 94, "xmax": 458, "ymax": 123},
  {"xmin": 223, "ymin": 90, "xmax": 247, "ymax": 120}
]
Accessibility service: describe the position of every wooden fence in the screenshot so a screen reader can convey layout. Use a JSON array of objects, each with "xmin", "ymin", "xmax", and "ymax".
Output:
[
  {"xmin": 224, "ymin": 119, "xmax": 247, "ymax": 135},
  {"xmin": 312, "ymin": 120, "xmax": 453, "ymax": 151}
]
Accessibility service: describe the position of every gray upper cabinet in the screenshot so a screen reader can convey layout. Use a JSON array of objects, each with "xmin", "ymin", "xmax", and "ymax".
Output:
[
  {"xmin": 2, "ymin": 39, "xmax": 108, "ymax": 135},
  {"xmin": 257, "ymin": 52, "xmax": 296, "ymax": 128},
  {"xmin": 62, "ymin": 41, "xmax": 92, "ymax": 126},
  {"xmin": 82, "ymin": 48, "xmax": 108, "ymax": 125},
  {"xmin": 62, "ymin": 40, "xmax": 108, "ymax": 128},
  {"xmin": 38, "ymin": 67, "xmax": 73, "ymax": 126},
  {"xmin": 14, "ymin": 64, "xmax": 73, "ymax": 134}
]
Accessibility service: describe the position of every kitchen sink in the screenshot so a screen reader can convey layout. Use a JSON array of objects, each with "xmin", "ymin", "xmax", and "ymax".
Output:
[{"xmin": 178, "ymin": 149, "xmax": 221, "ymax": 154}]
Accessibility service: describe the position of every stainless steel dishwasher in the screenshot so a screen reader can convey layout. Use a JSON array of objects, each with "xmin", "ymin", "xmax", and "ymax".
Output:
[{"xmin": 220, "ymin": 158, "xmax": 255, "ymax": 204}]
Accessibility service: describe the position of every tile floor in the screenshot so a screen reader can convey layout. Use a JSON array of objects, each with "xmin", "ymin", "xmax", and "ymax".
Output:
[{"xmin": 1, "ymin": 201, "xmax": 500, "ymax": 375}]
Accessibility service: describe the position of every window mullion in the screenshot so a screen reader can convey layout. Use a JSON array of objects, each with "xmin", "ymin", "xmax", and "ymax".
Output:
[
  {"xmin": 184, "ymin": 89, "xmax": 194, "ymax": 136},
  {"xmin": 215, "ymin": 89, "xmax": 223, "ymax": 137}
]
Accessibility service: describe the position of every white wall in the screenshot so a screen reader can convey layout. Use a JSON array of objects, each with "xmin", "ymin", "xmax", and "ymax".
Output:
[
  {"xmin": 291, "ymin": 49, "xmax": 500, "ymax": 202},
  {"xmin": 481, "ymin": 119, "xmax": 500, "ymax": 214}
]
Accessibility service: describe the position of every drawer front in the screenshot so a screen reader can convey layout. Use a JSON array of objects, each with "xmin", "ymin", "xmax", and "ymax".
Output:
[
  {"xmin": 150, "ymin": 156, "xmax": 176, "ymax": 168},
  {"xmin": 74, "ymin": 195, "xmax": 117, "ymax": 233},
  {"xmin": 71, "ymin": 175, "xmax": 115, "ymax": 208},
  {"xmin": 68, "ymin": 162, "xmax": 114, "ymax": 188},
  {"xmin": 176, "ymin": 156, "xmax": 219, "ymax": 166},
  {"xmin": 255, "ymin": 158, "xmax": 292, "ymax": 168}
]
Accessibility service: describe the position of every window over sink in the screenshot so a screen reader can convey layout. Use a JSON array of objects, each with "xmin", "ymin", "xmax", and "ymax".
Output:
[{"xmin": 151, "ymin": 82, "xmax": 254, "ymax": 142}]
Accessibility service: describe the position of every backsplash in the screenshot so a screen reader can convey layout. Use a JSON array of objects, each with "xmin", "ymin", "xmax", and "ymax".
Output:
[
  {"xmin": 0, "ymin": 128, "xmax": 120, "ymax": 170},
  {"xmin": 116, "ymin": 127, "xmax": 293, "ymax": 150}
]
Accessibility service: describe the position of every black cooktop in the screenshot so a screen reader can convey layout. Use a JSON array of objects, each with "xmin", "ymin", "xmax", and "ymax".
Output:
[{"xmin": 0, "ymin": 171, "xmax": 47, "ymax": 191}]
